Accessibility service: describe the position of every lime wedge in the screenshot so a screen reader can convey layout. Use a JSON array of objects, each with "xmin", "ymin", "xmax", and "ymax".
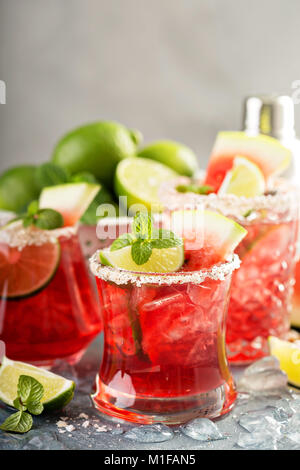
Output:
[
  {"xmin": 114, "ymin": 158, "xmax": 177, "ymax": 211},
  {"xmin": 0, "ymin": 357, "xmax": 75, "ymax": 411},
  {"xmin": 218, "ymin": 156, "xmax": 265, "ymax": 197},
  {"xmin": 268, "ymin": 336, "xmax": 300, "ymax": 388},
  {"xmin": 100, "ymin": 244, "xmax": 184, "ymax": 273}
]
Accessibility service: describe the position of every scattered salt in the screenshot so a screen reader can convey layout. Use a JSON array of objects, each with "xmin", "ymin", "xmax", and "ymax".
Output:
[
  {"xmin": 96, "ymin": 426, "xmax": 108, "ymax": 432},
  {"xmin": 56, "ymin": 420, "xmax": 68, "ymax": 428},
  {"xmin": 66, "ymin": 425, "xmax": 75, "ymax": 432}
]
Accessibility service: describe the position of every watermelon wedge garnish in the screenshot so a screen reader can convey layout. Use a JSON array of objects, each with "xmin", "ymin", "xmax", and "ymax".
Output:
[
  {"xmin": 204, "ymin": 132, "xmax": 291, "ymax": 192},
  {"xmin": 168, "ymin": 209, "xmax": 247, "ymax": 269},
  {"xmin": 39, "ymin": 182, "xmax": 100, "ymax": 226}
]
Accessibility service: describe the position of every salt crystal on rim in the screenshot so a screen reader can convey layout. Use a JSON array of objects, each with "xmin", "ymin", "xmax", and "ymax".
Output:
[
  {"xmin": 0, "ymin": 220, "xmax": 77, "ymax": 250},
  {"xmin": 89, "ymin": 251, "xmax": 240, "ymax": 286},
  {"xmin": 159, "ymin": 176, "xmax": 299, "ymax": 224}
]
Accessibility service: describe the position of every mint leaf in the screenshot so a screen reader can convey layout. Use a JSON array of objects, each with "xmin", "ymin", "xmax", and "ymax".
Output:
[
  {"xmin": 0, "ymin": 411, "xmax": 33, "ymax": 433},
  {"xmin": 71, "ymin": 172, "xmax": 98, "ymax": 184},
  {"xmin": 18, "ymin": 375, "xmax": 44, "ymax": 406},
  {"xmin": 32, "ymin": 209, "xmax": 63, "ymax": 230},
  {"xmin": 110, "ymin": 233, "xmax": 136, "ymax": 251},
  {"xmin": 132, "ymin": 212, "xmax": 154, "ymax": 239},
  {"xmin": 27, "ymin": 200, "xmax": 39, "ymax": 215},
  {"xmin": 131, "ymin": 240, "xmax": 152, "ymax": 265},
  {"xmin": 35, "ymin": 163, "xmax": 69, "ymax": 189},
  {"xmin": 27, "ymin": 401, "xmax": 44, "ymax": 416},
  {"xmin": 243, "ymin": 209, "xmax": 253, "ymax": 218},
  {"xmin": 176, "ymin": 184, "xmax": 214, "ymax": 195},
  {"xmin": 13, "ymin": 397, "xmax": 27, "ymax": 412},
  {"xmin": 23, "ymin": 215, "xmax": 35, "ymax": 228},
  {"xmin": 151, "ymin": 229, "xmax": 183, "ymax": 249}
]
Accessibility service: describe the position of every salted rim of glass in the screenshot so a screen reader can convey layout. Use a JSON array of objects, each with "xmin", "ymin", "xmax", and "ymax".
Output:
[
  {"xmin": 89, "ymin": 250, "xmax": 240, "ymax": 286},
  {"xmin": 0, "ymin": 219, "xmax": 77, "ymax": 249},
  {"xmin": 159, "ymin": 174, "xmax": 299, "ymax": 222}
]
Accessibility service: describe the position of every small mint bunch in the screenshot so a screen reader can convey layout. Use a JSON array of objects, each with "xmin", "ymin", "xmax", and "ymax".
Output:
[
  {"xmin": 12, "ymin": 200, "xmax": 63, "ymax": 230},
  {"xmin": 110, "ymin": 212, "xmax": 183, "ymax": 265},
  {"xmin": 0, "ymin": 375, "xmax": 44, "ymax": 433}
]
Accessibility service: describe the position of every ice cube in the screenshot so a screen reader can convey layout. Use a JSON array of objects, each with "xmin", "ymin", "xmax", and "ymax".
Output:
[
  {"xmin": 243, "ymin": 356, "xmax": 280, "ymax": 376},
  {"xmin": 238, "ymin": 409, "xmax": 281, "ymax": 435},
  {"xmin": 124, "ymin": 424, "xmax": 174, "ymax": 443},
  {"xmin": 237, "ymin": 369, "xmax": 288, "ymax": 395},
  {"xmin": 236, "ymin": 430, "xmax": 277, "ymax": 450},
  {"xmin": 141, "ymin": 292, "xmax": 185, "ymax": 312},
  {"xmin": 271, "ymin": 399, "xmax": 295, "ymax": 422},
  {"xmin": 283, "ymin": 431, "xmax": 300, "ymax": 445},
  {"xmin": 181, "ymin": 418, "xmax": 224, "ymax": 441}
]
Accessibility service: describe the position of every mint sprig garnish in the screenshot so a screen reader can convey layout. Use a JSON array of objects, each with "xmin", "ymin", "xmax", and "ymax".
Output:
[
  {"xmin": 12, "ymin": 201, "xmax": 64, "ymax": 231},
  {"xmin": 110, "ymin": 233, "xmax": 136, "ymax": 251},
  {"xmin": 110, "ymin": 212, "xmax": 183, "ymax": 265},
  {"xmin": 132, "ymin": 212, "xmax": 154, "ymax": 239},
  {"xmin": 131, "ymin": 240, "xmax": 153, "ymax": 265},
  {"xmin": 17, "ymin": 374, "xmax": 44, "ymax": 405},
  {"xmin": 176, "ymin": 184, "xmax": 214, "ymax": 195},
  {"xmin": 0, "ymin": 411, "xmax": 33, "ymax": 434},
  {"xmin": 0, "ymin": 375, "xmax": 44, "ymax": 434}
]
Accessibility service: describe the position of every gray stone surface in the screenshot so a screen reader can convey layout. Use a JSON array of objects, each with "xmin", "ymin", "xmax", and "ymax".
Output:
[{"xmin": 1, "ymin": 336, "xmax": 300, "ymax": 450}]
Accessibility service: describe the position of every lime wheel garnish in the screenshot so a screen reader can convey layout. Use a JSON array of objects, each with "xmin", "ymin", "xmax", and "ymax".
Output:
[{"xmin": 0, "ymin": 240, "xmax": 60, "ymax": 299}]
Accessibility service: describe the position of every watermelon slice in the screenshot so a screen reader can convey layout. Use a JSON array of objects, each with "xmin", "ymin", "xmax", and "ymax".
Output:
[
  {"xmin": 205, "ymin": 132, "xmax": 291, "ymax": 192},
  {"xmin": 168, "ymin": 209, "xmax": 247, "ymax": 269},
  {"xmin": 39, "ymin": 183, "xmax": 100, "ymax": 226}
]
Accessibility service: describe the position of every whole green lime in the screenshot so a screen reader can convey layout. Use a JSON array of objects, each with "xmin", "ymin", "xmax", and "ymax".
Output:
[
  {"xmin": 138, "ymin": 140, "xmax": 198, "ymax": 176},
  {"xmin": 0, "ymin": 165, "xmax": 40, "ymax": 213},
  {"xmin": 52, "ymin": 121, "xmax": 142, "ymax": 189},
  {"xmin": 114, "ymin": 157, "xmax": 177, "ymax": 212}
]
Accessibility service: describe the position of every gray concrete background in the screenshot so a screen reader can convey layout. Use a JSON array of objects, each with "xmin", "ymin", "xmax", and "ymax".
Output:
[{"xmin": 0, "ymin": 0, "xmax": 300, "ymax": 172}]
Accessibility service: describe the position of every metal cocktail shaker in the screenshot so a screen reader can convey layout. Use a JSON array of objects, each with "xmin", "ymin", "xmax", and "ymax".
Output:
[
  {"xmin": 242, "ymin": 94, "xmax": 300, "ymax": 183},
  {"xmin": 242, "ymin": 94, "xmax": 300, "ymax": 329}
]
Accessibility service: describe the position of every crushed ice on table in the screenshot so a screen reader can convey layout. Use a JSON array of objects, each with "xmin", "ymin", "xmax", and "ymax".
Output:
[
  {"xmin": 124, "ymin": 424, "xmax": 174, "ymax": 443},
  {"xmin": 181, "ymin": 418, "xmax": 224, "ymax": 441},
  {"xmin": 237, "ymin": 430, "xmax": 277, "ymax": 450},
  {"xmin": 238, "ymin": 409, "xmax": 282, "ymax": 435},
  {"xmin": 271, "ymin": 398, "xmax": 295, "ymax": 422},
  {"xmin": 237, "ymin": 356, "xmax": 288, "ymax": 394}
]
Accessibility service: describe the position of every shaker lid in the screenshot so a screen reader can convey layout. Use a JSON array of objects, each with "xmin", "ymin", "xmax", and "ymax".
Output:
[{"xmin": 242, "ymin": 94, "xmax": 295, "ymax": 139}]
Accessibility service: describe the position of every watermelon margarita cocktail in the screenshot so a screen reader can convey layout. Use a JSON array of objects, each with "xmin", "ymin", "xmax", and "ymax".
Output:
[
  {"xmin": 0, "ymin": 221, "xmax": 101, "ymax": 367},
  {"xmin": 89, "ymin": 211, "xmax": 246, "ymax": 424},
  {"xmin": 90, "ymin": 255, "xmax": 239, "ymax": 424},
  {"xmin": 160, "ymin": 176, "xmax": 299, "ymax": 364}
]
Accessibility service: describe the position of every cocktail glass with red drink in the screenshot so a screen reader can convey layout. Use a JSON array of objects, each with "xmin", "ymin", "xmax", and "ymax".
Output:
[
  {"xmin": 160, "ymin": 132, "xmax": 299, "ymax": 364},
  {"xmin": 0, "ymin": 182, "xmax": 102, "ymax": 366},
  {"xmin": 90, "ymin": 211, "xmax": 246, "ymax": 424},
  {"xmin": 0, "ymin": 221, "xmax": 101, "ymax": 367}
]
